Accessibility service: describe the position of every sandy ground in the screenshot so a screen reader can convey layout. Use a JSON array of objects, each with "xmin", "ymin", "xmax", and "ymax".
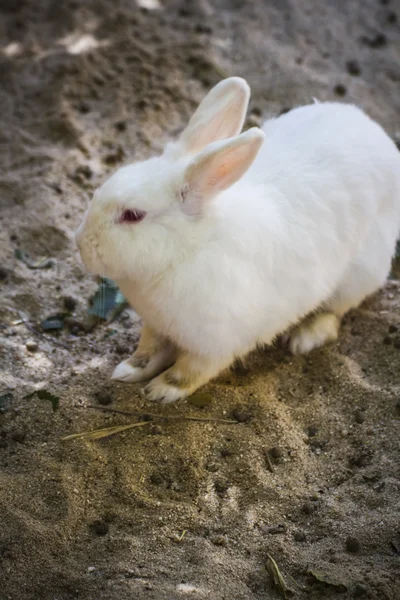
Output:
[{"xmin": 1, "ymin": 1, "xmax": 400, "ymax": 599}]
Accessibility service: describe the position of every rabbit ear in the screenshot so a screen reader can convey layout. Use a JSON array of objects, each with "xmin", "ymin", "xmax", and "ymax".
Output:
[
  {"xmin": 177, "ymin": 77, "xmax": 250, "ymax": 156},
  {"xmin": 180, "ymin": 127, "xmax": 264, "ymax": 215}
]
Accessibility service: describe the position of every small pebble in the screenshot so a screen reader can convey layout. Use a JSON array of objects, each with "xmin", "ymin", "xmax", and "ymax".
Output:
[
  {"xmin": 148, "ymin": 424, "xmax": 163, "ymax": 435},
  {"xmin": 269, "ymin": 446, "xmax": 283, "ymax": 459},
  {"xmin": 361, "ymin": 32, "xmax": 387, "ymax": 48},
  {"xmin": 194, "ymin": 23, "xmax": 213, "ymax": 34},
  {"xmin": 124, "ymin": 570, "xmax": 136, "ymax": 578},
  {"xmin": 205, "ymin": 461, "xmax": 220, "ymax": 473},
  {"xmin": 63, "ymin": 296, "xmax": 77, "ymax": 312},
  {"xmin": 10, "ymin": 428, "xmax": 26, "ymax": 443},
  {"xmin": 350, "ymin": 452, "xmax": 372, "ymax": 468},
  {"xmin": 26, "ymin": 340, "xmax": 38, "ymax": 352},
  {"xmin": 346, "ymin": 536, "xmax": 361, "ymax": 553},
  {"xmin": 231, "ymin": 406, "xmax": 252, "ymax": 423},
  {"xmin": 64, "ymin": 317, "xmax": 84, "ymax": 335},
  {"xmin": 354, "ymin": 409, "xmax": 365, "ymax": 424},
  {"xmin": 115, "ymin": 120, "xmax": 126, "ymax": 132},
  {"xmin": 52, "ymin": 183, "xmax": 62, "ymax": 194},
  {"xmin": 334, "ymin": 84, "xmax": 347, "ymax": 96},
  {"xmin": 395, "ymin": 400, "xmax": 400, "ymax": 417},
  {"xmin": 220, "ymin": 446, "xmax": 233, "ymax": 458},
  {"xmin": 263, "ymin": 524, "xmax": 287, "ymax": 535},
  {"xmin": 394, "ymin": 337, "xmax": 400, "ymax": 349},
  {"xmin": 211, "ymin": 535, "xmax": 227, "ymax": 546},
  {"xmin": 387, "ymin": 11, "xmax": 397, "ymax": 24},
  {"xmin": 293, "ymin": 531, "xmax": 306, "ymax": 542},
  {"xmin": 150, "ymin": 471, "xmax": 164, "ymax": 485},
  {"xmin": 79, "ymin": 102, "xmax": 90, "ymax": 113},
  {"xmin": 328, "ymin": 553, "xmax": 339, "ymax": 564},
  {"xmin": 115, "ymin": 344, "xmax": 129, "ymax": 355},
  {"xmin": 214, "ymin": 479, "xmax": 229, "ymax": 496},
  {"xmin": 301, "ymin": 501, "xmax": 316, "ymax": 515},
  {"xmin": 389, "ymin": 324, "xmax": 398, "ymax": 334},
  {"xmin": 75, "ymin": 165, "xmax": 92, "ymax": 179},
  {"xmin": 89, "ymin": 520, "xmax": 109, "ymax": 536},
  {"xmin": 383, "ymin": 336, "xmax": 392, "ymax": 345},
  {"xmin": 346, "ymin": 60, "xmax": 361, "ymax": 76},
  {"xmin": 353, "ymin": 583, "xmax": 368, "ymax": 597},
  {"xmin": 0, "ymin": 267, "xmax": 8, "ymax": 281},
  {"xmin": 94, "ymin": 391, "xmax": 113, "ymax": 406},
  {"xmin": 307, "ymin": 426, "xmax": 318, "ymax": 437}
]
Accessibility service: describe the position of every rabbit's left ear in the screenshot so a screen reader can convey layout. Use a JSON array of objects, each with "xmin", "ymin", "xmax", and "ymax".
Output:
[
  {"xmin": 173, "ymin": 77, "xmax": 251, "ymax": 157},
  {"xmin": 180, "ymin": 127, "xmax": 264, "ymax": 215}
]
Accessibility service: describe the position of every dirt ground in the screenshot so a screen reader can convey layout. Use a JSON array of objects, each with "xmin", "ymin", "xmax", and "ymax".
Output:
[{"xmin": 1, "ymin": 1, "xmax": 400, "ymax": 599}]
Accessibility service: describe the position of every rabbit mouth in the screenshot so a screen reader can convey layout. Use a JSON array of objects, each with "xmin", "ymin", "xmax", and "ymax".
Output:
[{"xmin": 76, "ymin": 238, "xmax": 104, "ymax": 276}]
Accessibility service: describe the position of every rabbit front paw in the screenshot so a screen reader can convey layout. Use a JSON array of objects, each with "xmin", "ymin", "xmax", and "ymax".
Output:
[
  {"xmin": 112, "ymin": 358, "xmax": 151, "ymax": 383},
  {"xmin": 141, "ymin": 350, "xmax": 230, "ymax": 403},
  {"xmin": 112, "ymin": 349, "xmax": 175, "ymax": 383},
  {"xmin": 112, "ymin": 324, "xmax": 175, "ymax": 383}
]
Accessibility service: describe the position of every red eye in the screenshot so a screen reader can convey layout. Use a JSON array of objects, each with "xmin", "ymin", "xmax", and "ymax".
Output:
[{"xmin": 119, "ymin": 209, "xmax": 146, "ymax": 224}]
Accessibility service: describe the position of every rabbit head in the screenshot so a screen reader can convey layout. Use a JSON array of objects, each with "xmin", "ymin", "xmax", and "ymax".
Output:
[{"xmin": 75, "ymin": 77, "xmax": 264, "ymax": 282}]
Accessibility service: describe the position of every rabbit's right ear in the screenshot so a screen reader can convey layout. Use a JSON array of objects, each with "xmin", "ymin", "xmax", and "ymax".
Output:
[
  {"xmin": 174, "ymin": 77, "xmax": 250, "ymax": 157},
  {"xmin": 180, "ymin": 127, "xmax": 264, "ymax": 216}
]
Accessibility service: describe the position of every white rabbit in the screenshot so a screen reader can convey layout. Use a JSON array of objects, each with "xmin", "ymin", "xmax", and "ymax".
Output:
[{"xmin": 75, "ymin": 77, "xmax": 400, "ymax": 403}]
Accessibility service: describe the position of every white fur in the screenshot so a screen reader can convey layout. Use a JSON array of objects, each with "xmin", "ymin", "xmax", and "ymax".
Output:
[
  {"xmin": 111, "ymin": 360, "xmax": 150, "ymax": 383},
  {"xmin": 143, "ymin": 378, "xmax": 186, "ymax": 404},
  {"xmin": 289, "ymin": 313, "xmax": 340, "ymax": 355},
  {"xmin": 111, "ymin": 345, "xmax": 174, "ymax": 382},
  {"xmin": 76, "ymin": 77, "xmax": 400, "ymax": 394}
]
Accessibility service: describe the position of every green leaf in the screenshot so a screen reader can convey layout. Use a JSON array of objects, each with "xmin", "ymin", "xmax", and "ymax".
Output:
[
  {"xmin": 115, "ymin": 290, "xmax": 125, "ymax": 305},
  {"xmin": 88, "ymin": 278, "xmax": 126, "ymax": 320},
  {"xmin": 0, "ymin": 393, "xmax": 13, "ymax": 413},
  {"xmin": 14, "ymin": 248, "xmax": 29, "ymax": 262},
  {"xmin": 308, "ymin": 570, "xmax": 348, "ymax": 591},
  {"xmin": 41, "ymin": 314, "xmax": 67, "ymax": 331},
  {"xmin": 26, "ymin": 389, "xmax": 60, "ymax": 412},
  {"xmin": 266, "ymin": 554, "xmax": 294, "ymax": 599},
  {"xmin": 187, "ymin": 392, "xmax": 213, "ymax": 408}
]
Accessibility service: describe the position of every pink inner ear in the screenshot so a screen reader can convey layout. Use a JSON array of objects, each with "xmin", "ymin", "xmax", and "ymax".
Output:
[{"xmin": 119, "ymin": 209, "xmax": 146, "ymax": 224}]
